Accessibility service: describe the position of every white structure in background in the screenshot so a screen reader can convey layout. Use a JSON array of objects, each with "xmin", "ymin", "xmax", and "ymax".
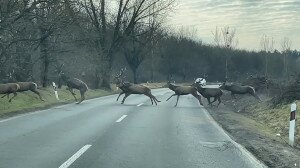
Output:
[
  {"xmin": 195, "ymin": 78, "xmax": 206, "ymax": 86},
  {"xmin": 289, "ymin": 103, "xmax": 296, "ymax": 147},
  {"xmin": 52, "ymin": 82, "xmax": 59, "ymax": 100}
]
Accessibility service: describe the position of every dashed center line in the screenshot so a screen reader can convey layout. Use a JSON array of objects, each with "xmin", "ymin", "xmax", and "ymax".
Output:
[
  {"xmin": 137, "ymin": 103, "xmax": 144, "ymax": 107},
  {"xmin": 116, "ymin": 115, "xmax": 127, "ymax": 122},
  {"xmin": 59, "ymin": 144, "xmax": 92, "ymax": 168}
]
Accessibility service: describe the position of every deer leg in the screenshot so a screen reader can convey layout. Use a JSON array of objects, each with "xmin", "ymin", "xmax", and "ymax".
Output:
[
  {"xmin": 150, "ymin": 97, "xmax": 154, "ymax": 105},
  {"xmin": 31, "ymin": 90, "xmax": 44, "ymax": 101},
  {"xmin": 2, "ymin": 94, "xmax": 10, "ymax": 99},
  {"xmin": 150, "ymin": 96, "xmax": 155, "ymax": 105},
  {"xmin": 217, "ymin": 97, "xmax": 221, "ymax": 106},
  {"xmin": 166, "ymin": 94, "xmax": 176, "ymax": 101},
  {"xmin": 211, "ymin": 97, "xmax": 217, "ymax": 105},
  {"xmin": 116, "ymin": 92, "xmax": 124, "ymax": 101},
  {"xmin": 144, "ymin": 93, "xmax": 155, "ymax": 105},
  {"xmin": 153, "ymin": 97, "xmax": 158, "ymax": 105},
  {"xmin": 207, "ymin": 97, "xmax": 211, "ymax": 106},
  {"xmin": 8, "ymin": 92, "xmax": 17, "ymax": 102},
  {"xmin": 231, "ymin": 93, "xmax": 237, "ymax": 99},
  {"xmin": 68, "ymin": 88, "xmax": 78, "ymax": 102},
  {"xmin": 151, "ymin": 94, "xmax": 161, "ymax": 102},
  {"xmin": 175, "ymin": 95, "xmax": 180, "ymax": 107},
  {"xmin": 148, "ymin": 91, "xmax": 161, "ymax": 103},
  {"xmin": 192, "ymin": 92, "xmax": 203, "ymax": 106},
  {"xmin": 121, "ymin": 93, "xmax": 131, "ymax": 104},
  {"xmin": 149, "ymin": 95, "xmax": 154, "ymax": 105},
  {"xmin": 149, "ymin": 94, "xmax": 160, "ymax": 105},
  {"xmin": 76, "ymin": 90, "xmax": 86, "ymax": 104},
  {"xmin": 151, "ymin": 95, "xmax": 158, "ymax": 105},
  {"xmin": 251, "ymin": 93, "xmax": 261, "ymax": 101},
  {"xmin": 154, "ymin": 96, "xmax": 161, "ymax": 102}
]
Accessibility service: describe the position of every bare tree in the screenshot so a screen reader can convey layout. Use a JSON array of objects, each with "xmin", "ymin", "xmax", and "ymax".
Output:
[
  {"xmin": 281, "ymin": 37, "xmax": 292, "ymax": 76},
  {"xmin": 211, "ymin": 26, "xmax": 221, "ymax": 47},
  {"xmin": 78, "ymin": 0, "xmax": 174, "ymax": 89},
  {"xmin": 0, "ymin": 0, "xmax": 45, "ymax": 76},
  {"xmin": 260, "ymin": 34, "xmax": 275, "ymax": 78},
  {"xmin": 35, "ymin": 0, "xmax": 75, "ymax": 87},
  {"xmin": 260, "ymin": 34, "xmax": 275, "ymax": 96},
  {"xmin": 211, "ymin": 26, "xmax": 238, "ymax": 80}
]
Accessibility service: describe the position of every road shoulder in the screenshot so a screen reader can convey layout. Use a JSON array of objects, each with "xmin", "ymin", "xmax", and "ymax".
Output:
[{"xmin": 206, "ymin": 104, "xmax": 300, "ymax": 168}]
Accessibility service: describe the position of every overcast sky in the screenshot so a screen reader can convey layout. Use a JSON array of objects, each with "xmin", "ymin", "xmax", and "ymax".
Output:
[{"xmin": 167, "ymin": 0, "xmax": 300, "ymax": 51}]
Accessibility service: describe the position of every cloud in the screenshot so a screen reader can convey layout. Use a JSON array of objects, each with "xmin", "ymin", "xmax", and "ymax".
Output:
[{"xmin": 168, "ymin": 0, "xmax": 300, "ymax": 50}]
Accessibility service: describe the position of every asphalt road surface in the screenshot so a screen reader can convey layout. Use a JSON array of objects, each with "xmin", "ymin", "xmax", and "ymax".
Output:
[{"xmin": 0, "ymin": 88, "xmax": 266, "ymax": 168}]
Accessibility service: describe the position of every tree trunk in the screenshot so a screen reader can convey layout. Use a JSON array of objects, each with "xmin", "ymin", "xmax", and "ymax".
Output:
[
  {"xmin": 101, "ymin": 71, "xmax": 111, "ymax": 89},
  {"xmin": 40, "ymin": 28, "xmax": 49, "ymax": 87},
  {"xmin": 100, "ymin": 54, "xmax": 113, "ymax": 89},
  {"xmin": 133, "ymin": 68, "xmax": 137, "ymax": 84},
  {"xmin": 94, "ymin": 68, "xmax": 101, "ymax": 88}
]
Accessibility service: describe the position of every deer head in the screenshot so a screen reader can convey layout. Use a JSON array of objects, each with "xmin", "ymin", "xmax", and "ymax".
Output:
[
  {"xmin": 114, "ymin": 68, "xmax": 127, "ymax": 87},
  {"xmin": 219, "ymin": 80, "xmax": 228, "ymax": 89},
  {"xmin": 55, "ymin": 63, "xmax": 67, "ymax": 88}
]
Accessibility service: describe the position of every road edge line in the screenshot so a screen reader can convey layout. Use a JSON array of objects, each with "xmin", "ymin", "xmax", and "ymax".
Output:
[{"xmin": 202, "ymin": 108, "xmax": 268, "ymax": 168}]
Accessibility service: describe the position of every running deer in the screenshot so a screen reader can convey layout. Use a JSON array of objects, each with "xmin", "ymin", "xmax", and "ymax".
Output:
[
  {"xmin": 193, "ymin": 83, "xmax": 223, "ymax": 106},
  {"xmin": 166, "ymin": 82, "xmax": 203, "ymax": 107},
  {"xmin": 57, "ymin": 64, "xmax": 88, "ymax": 104},
  {"xmin": 1, "ymin": 71, "xmax": 44, "ymax": 101},
  {"xmin": 0, "ymin": 83, "xmax": 20, "ymax": 102},
  {"xmin": 114, "ymin": 68, "xmax": 161, "ymax": 105},
  {"xmin": 219, "ymin": 81, "xmax": 261, "ymax": 101}
]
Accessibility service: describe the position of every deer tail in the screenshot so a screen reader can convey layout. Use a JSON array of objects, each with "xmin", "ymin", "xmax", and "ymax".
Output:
[
  {"xmin": 33, "ymin": 82, "xmax": 38, "ymax": 89},
  {"xmin": 83, "ymin": 82, "xmax": 89, "ymax": 91},
  {"xmin": 249, "ymin": 86, "xmax": 256, "ymax": 94},
  {"xmin": 16, "ymin": 83, "xmax": 20, "ymax": 90}
]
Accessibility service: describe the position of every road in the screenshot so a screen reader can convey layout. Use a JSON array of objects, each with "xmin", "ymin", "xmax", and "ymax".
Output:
[{"xmin": 0, "ymin": 88, "xmax": 266, "ymax": 168}]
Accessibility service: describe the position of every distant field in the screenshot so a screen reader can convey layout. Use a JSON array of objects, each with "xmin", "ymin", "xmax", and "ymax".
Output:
[{"xmin": 0, "ymin": 86, "xmax": 117, "ymax": 117}]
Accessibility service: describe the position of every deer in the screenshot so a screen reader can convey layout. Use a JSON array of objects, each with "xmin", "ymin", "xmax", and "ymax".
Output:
[
  {"xmin": 219, "ymin": 81, "xmax": 261, "ymax": 101},
  {"xmin": 1, "ymin": 71, "xmax": 44, "ymax": 101},
  {"xmin": 166, "ymin": 81, "xmax": 203, "ymax": 107},
  {"xmin": 15, "ymin": 82, "xmax": 44, "ymax": 101},
  {"xmin": 0, "ymin": 83, "xmax": 20, "ymax": 102},
  {"xmin": 57, "ymin": 64, "xmax": 89, "ymax": 104},
  {"xmin": 114, "ymin": 68, "xmax": 161, "ymax": 105},
  {"xmin": 193, "ymin": 83, "xmax": 223, "ymax": 106}
]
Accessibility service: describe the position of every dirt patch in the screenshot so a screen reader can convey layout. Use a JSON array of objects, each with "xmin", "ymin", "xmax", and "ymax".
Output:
[{"xmin": 205, "ymin": 93, "xmax": 300, "ymax": 168}]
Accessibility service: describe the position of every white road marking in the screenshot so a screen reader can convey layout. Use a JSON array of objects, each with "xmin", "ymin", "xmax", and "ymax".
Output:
[
  {"xmin": 137, "ymin": 103, "xmax": 144, "ymax": 107},
  {"xmin": 116, "ymin": 115, "xmax": 127, "ymax": 122},
  {"xmin": 59, "ymin": 144, "xmax": 92, "ymax": 168}
]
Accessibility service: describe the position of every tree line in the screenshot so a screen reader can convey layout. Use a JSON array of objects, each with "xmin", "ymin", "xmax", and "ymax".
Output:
[{"xmin": 1, "ymin": 0, "xmax": 299, "ymax": 89}]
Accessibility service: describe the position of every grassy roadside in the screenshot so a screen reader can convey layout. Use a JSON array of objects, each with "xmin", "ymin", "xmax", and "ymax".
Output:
[
  {"xmin": 0, "ymin": 86, "xmax": 118, "ymax": 118},
  {"xmin": 244, "ymin": 100, "xmax": 300, "ymax": 146}
]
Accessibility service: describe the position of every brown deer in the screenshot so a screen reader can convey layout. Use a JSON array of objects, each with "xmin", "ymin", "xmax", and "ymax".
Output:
[
  {"xmin": 219, "ymin": 81, "xmax": 261, "ymax": 101},
  {"xmin": 193, "ymin": 83, "xmax": 223, "ymax": 106},
  {"xmin": 1, "ymin": 71, "xmax": 44, "ymax": 101},
  {"xmin": 58, "ymin": 72, "xmax": 89, "ymax": 104},
  {"xmin": 16, "ymin": 82, "xmax": 44, "ymax": 101},
  {"xmin": 0, "ymin": 83, "xmax": 20, "ymax": 102},
  {"xmin": 166, "ymin": 82, "xmax": 203, "ymax": 107},
  {"xmin": 114, "ymin": 68, "xmax": 161, "ymax": 105}
]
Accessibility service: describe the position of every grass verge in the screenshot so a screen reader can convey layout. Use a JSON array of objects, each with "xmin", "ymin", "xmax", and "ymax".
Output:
[{"xmin": 244, "ymin": 100, "xmax": 300, "ymax": 146}]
